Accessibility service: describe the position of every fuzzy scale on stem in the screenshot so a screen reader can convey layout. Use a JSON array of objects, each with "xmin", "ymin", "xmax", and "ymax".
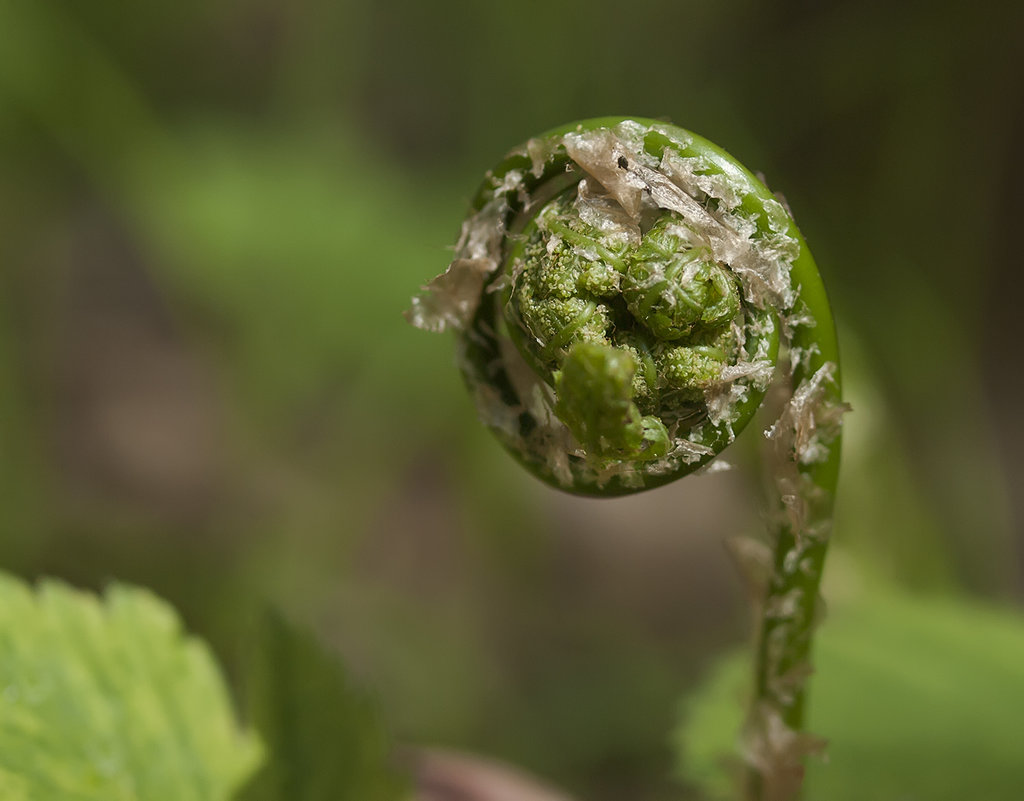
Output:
[{"xmin": 408, "ymin": 117, "xmax": 845, "ymax": 801}]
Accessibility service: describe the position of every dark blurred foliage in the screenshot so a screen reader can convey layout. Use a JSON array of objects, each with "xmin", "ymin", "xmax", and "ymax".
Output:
[{"xmin": 1, "ymin": 1, "xmax": 1022, "ymax": 799}]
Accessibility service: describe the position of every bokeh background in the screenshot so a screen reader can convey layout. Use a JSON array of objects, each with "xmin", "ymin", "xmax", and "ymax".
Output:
[{"xmin": 2, "ymin": 1, "xmax": 1023, "ymax": 799}]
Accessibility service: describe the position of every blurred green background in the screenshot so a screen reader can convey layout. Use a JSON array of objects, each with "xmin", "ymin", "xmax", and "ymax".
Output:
[{"xmin": 1, "ymin": 1, "xmax": 1022, "ymax": 799}]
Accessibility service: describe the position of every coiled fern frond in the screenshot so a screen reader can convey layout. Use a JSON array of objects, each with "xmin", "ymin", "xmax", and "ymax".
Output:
[{"xmin": 409, "ymin": 117, "xmax": 847, "ymax": 800}]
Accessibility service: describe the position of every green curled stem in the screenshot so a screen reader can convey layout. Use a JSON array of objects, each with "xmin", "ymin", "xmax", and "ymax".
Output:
[{"xmin": 408, "ymin": 117, "xmax": 846, "ymax": 800}]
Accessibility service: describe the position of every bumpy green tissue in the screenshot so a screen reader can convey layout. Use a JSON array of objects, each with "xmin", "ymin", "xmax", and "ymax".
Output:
[{"xmin": 0, "ymin": 574, "xmax": 261, "ymax": 801}]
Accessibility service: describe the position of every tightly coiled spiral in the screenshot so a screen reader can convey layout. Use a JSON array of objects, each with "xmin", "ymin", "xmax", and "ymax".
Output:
[{"xmin": 409, "ymin": 117, "xmax": 840, "ymax": 498}]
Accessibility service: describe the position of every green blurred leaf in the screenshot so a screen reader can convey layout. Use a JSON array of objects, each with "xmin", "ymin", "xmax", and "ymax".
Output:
[
  {"xmin": 236, "ymin": 611, "xmax": 407, "ymax": 801},
  {"xmin": 675, "ymin": 578, "xmax": 1024, "ymax": 800},
  {"xmin": 0, "ymin": 573, "xmax": 261, "ymax": 800}
]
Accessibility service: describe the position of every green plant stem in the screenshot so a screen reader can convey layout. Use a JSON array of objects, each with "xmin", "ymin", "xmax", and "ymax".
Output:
[{"xmin": 744, "ymin": 233, "xmax": 843, "ymax": 800}]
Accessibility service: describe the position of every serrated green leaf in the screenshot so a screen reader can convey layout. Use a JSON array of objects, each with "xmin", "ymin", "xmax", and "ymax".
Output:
[
  {"xmin": 235, "ymin": 611, "xmax": 408, "ymax": 801},
  {"xmin": 0, "ymin": 573, "xmax": 262, "ymax": 801},
  {"xmin": 675, "ymin": 582, "xmax": 1024, "ymax": 800}
]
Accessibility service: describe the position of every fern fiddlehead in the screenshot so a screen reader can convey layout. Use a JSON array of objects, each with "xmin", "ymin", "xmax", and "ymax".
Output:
[{"xmin": 408, "ymin": 117, "xmax": 846, "ymax": 800}]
